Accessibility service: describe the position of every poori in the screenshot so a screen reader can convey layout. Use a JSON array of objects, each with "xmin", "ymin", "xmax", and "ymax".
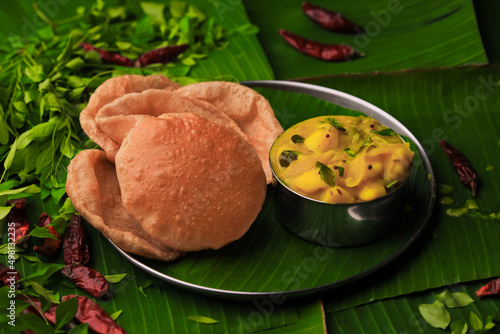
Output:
[
  {"xmin": 80, "ymin": 74, "xmax": 179, "ymax": 163},
  {"xmin": 68, "ymin": 74, "xmax": 281, "ymax": 260},
  {"xmin": 176, "ymin": 81, "xmax": 284, "ymax": 183},
  {"xmin": 66, "ymin": 149, "xmax": 183, "ymax": 261},
  {"xmin": 115, "ymin": 113, "xmax": 267, "ymax": 252}
]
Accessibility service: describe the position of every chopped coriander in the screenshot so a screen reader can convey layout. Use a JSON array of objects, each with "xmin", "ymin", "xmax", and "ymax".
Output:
[{"xmin": 315, "ymin": 161, "xmax": 335, "ymax": 187}]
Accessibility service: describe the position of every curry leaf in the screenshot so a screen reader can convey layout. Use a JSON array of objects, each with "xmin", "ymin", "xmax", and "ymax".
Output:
[
  {"xmin": 436, "ymin": 290, "xmax": 474, "ymax": 308},
  {"xmin": 188, "ymin": 315, "xmax": 219, "ymax": 324},
  {"xmin": 450, "ymin": 320, "xmax": 468, "ymax": 334},
  {"xmin": 316, "ymin": 161, "xmax": 335, "ymax": 187},
  {"xmin": 20, "ymin": 263, "xmax": 65, "ymax": 284},
  {"xmin": 110, "ymin": 310, "xmax": 123, "ymax": 321},
  {"xmin": 104, "ymin": 273, "xmax": 129, "ymax": 284},
  {"xmin": 68, "ymin": 323, "xmax": 89, "ymax": 334},
  {"xmin": 371, "ymin": 128, "xmax": 396, "ymax": 136},
  {"xmin": 291, "ymin": 134, "xmax": 304, "ymax": 143},
  {"xmin": 28, "ymin": 226, "xmax": 59, "ymax": 241},
  {"xmin": 418, "ymin": 300, "xmax": 450, "ymax": 330},
  {"xmin": 470, "ymin": 311, "xmax": 484, "ymax": 331},
  {"xmin": 279, "ymin": 150, "xmax": 301, "ymax": 168},
  {"xmin": 55, "ymin": 297, "xmax": 79, "ymax": 331}
]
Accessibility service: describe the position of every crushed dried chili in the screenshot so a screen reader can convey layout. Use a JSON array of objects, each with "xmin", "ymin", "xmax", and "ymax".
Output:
[
  {"xmin": 7, "ymin": 198, "xmax": 30, "ymax": 248},
  {"xmin": 440, "ymin": 140, "xmax": 479, "ymax": 196},
  {"xmin": 33, "ymin": 213, "xmax": 62, "ymax": 257},
  {"xmin": 279, "ymin": 29, "xmax": 361, "ymax": 62},
  {"xmin": 63, "ymin": 295, "xmax": 127, "ymax": 334},
  {"xmin": 62, "ymin": 265, "xmax": 111, "ymax": 299},
  {"xmin": 302, "ymin": 1, "xmax": 364, "ymax": 34},
  {"xmin": 476, "ymin": 277, "xmax": 500, "ymax": 298},
  {"xmin": 63, "ymin": 215, "xmax": 90, "ymax": 266}
]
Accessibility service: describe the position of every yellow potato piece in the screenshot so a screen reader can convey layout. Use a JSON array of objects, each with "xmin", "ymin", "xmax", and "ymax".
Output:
[
  {"xmin": 321, "ymin": 186, "xmax": 354, "ymax": 204},
  {"xmin": 359, "ymin": 183, "xmax": 387, "ymax": 201},
  {"xmin": 292, "ymin": 169, "xmax": 327, "ymax": 194},
  {"xmin": 304, "ymin": 127, "xmax": 340, "ymax": 153}
]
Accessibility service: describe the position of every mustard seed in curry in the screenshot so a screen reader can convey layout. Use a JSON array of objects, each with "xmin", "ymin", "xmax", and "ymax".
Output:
[{"xmin": 270, "ymin": 115, "xmax": 414, "ymax": 203}]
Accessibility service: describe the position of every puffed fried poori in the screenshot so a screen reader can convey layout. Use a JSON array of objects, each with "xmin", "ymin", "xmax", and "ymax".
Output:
[
  {"xmin": 176, "ymin": 81, "xmax": 284, "ymax": 183},
  {"xmin": 95, "ymin": 89, "xmax": 248, "ymax": 160},
  {"xmin": 115, "ymin": 113, "xmax": 267, "ymax": 252},
  {"xmin": 66, "ymin": 149, "xmax": 183, "ymax": 261},
  {"xmin": 80, "ymin": 74, "xmax": 179, "ymax": 163}
]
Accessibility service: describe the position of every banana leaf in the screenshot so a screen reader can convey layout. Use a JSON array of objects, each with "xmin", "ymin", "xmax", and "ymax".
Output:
[
  {"xmin": 327, "ymin": 279, "xmax": 500, "ymax": 333},
  {"xmin": 299, "ymin": 64, "xmax": 500, "ymax": 312},
  {"xmin": 244, "ymin": 0, "xmax": 487, "ymax": 79},
  {"xmin": 473, "ymin": 0, "xmax": 500, "ymax": 63}
]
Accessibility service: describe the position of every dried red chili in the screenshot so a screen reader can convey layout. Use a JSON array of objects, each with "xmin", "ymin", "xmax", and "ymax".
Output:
[
  {"xmin": 302, "ymin": 1, "xmax": 364, "ymax": 34},
  {"xmin": 80, "ymin": 43, "xmax": 135, "ymax": 67},
  {"xmin": 62, "ymin": 265, "xmax": 111, "ymax": 299},
  {"xmin": 136, "ymin": 44, "xmax": 189, "ymax": 67},
  {"xmin": 20, "ymin": 295, "xmax": 124, "ymax": 333},
  {"xmin": 62, "ymin": 295, "xmax": 127, "ymax": 334},
  {"xmin": 80, "ymin": 43, "xmax": 188, "ymax": 68},
  {"xmin": 279, "ymin": 29, "xmax": 360, "ymax": 61},
  {"xmin": 19, "ymin": 295, "xmax": 57, "ymax": 325},
  {"xmin": 63, "ymin": 215, "xmax": 90, "ymax": 266},
  {"xmin": 33, "ymin": 213, "xmax": 62, "ymax": 257},
  {"xmin": 476, "ymin": 277, "xmax": 500, "ymax": 298},
  {"xmin": 440, "ymin": 140, "xmax": 479, "ymax": 196},
  {"xmin": 7, "ymin": 198, "xmax": 30, "ymax": 248},
  {"xmin": 0, "ymin": 262, "xmax": 20, "ymax": 288}
]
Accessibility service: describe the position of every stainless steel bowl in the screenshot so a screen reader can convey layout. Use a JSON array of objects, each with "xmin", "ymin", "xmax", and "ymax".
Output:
[
  {"xmin": 271, "ymin": 166, "xmax": 410, "ymax": 247},
  {"xmin": 243, "ymin": 80, "xmax": 420, "ymax": 247}
]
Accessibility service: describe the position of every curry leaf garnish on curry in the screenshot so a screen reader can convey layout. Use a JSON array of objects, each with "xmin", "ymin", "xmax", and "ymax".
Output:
[
  {"xmin": 291, "ymin": 134, "xmax": 305, "ymax": 143},
  {"xmin": 322, "ymin": 117, "xmax": 347, "ymax": 132},
  {"xmin": 316, "ymin": 161, "xmax": 336, "ymax": 187},
  {"xmin": 279, "ymin": 150, "xmax": 302, "ymax": 167},
  {"xmin": 371, "ymin": 128, "xmax": 396, "ymax": 136}
]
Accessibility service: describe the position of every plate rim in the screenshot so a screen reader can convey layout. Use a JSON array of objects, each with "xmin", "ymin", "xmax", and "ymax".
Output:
[{"xmin": 109, "ymin": 80, "xmax": 437, "ymax": 300}]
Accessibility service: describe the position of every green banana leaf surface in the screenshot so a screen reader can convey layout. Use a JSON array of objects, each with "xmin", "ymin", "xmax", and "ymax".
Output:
[
  {"xmin": 244, "ymin": 0, "xmax": 488, "ymax": 79},
  {"xmin": 1, "ymin": 0, "xmax": 500, "ymax": 333}
]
